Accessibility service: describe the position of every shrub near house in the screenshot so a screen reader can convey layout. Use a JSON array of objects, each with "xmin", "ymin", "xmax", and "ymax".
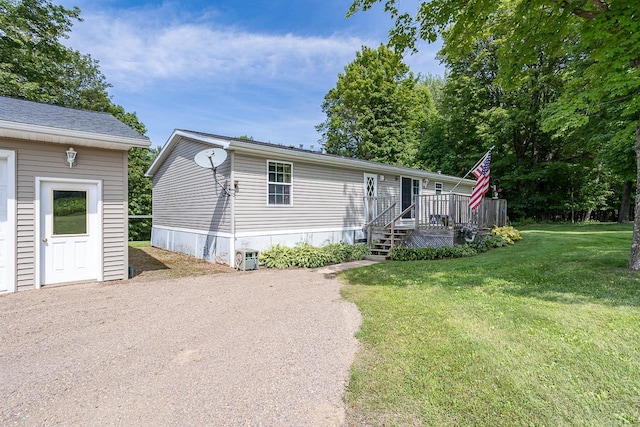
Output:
[
  {"xmin": 389, "ymin": 226, "xmax": 521, "ymax": 261},
  {"xmin": 259, "ymin": 227, "xmax": 520, "ymax": 267},
  {"xmin": 260, "ymin": 242, "xmax": 370, "ymax": 269}
]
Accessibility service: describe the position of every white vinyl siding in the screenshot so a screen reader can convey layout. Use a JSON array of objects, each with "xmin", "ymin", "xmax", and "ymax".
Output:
[
  {"xmin": 152, "ymin": 138, "xmax": 231, "ymax": 233},
  {"xmin": 0, "ymin": 138, "xmax": 128, "ymax": 290},
  {"xmin": 235, "ymin": 153, "xmax": 365, "ymax": 233}
]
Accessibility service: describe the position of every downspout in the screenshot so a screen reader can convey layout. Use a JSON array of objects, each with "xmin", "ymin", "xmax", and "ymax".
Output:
[
  {"xmin": 229, "ymin": 150, "xmax": 236, "ymax": 268},
  {"xmin": 123, "ymin": 150, "xmax": 129, "ymax": 280}
]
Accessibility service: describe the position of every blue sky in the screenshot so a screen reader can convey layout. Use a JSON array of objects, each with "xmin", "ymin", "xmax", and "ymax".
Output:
[{"xmin": 56, "ymin": 0, "xmax": 444, "ymax": 148}]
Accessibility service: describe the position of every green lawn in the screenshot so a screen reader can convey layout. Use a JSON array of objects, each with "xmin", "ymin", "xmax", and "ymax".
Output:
[
  {"xmin": 340, "ymin": 223, "xmax": 640, "ymax": 426},
  {"xmin": 128, "ymin": 241, "xmax": 150, "ymax": 248}
]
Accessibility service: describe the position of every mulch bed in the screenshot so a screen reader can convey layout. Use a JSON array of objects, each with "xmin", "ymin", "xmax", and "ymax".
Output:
[{"xmin": 127, "ymin": 246, "xmax": 233, "ymax": 282}]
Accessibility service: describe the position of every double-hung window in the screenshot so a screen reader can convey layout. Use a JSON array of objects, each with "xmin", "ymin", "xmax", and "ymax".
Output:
[
  {"xmin": 435, "ymin": 182, "xmax": 443, "ymax": 195},
  {"xmin": 268, "ymin": 161, "xmax": 292, "ymax": 205}
]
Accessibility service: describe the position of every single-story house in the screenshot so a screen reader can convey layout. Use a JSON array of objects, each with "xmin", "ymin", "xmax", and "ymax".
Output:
[
  {"xmin": 146, "ymin": 130, "xmax": 477, "ymax": 267},
  {"xmin": 0, "ymin": 96, "xmax": 150, "ymax": 293}
]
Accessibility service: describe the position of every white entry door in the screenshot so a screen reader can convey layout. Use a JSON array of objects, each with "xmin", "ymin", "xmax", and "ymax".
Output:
[
  {"xmin": 40, "ymin": 180, "xmax": 100, "ymax": 285},
  {"xmin": 364, "ymin": 173, "xmax": 378, "ymax": 223},
  {"xmin": 0, "ymin": 151, "xmax": 16, "ymax": 293}
]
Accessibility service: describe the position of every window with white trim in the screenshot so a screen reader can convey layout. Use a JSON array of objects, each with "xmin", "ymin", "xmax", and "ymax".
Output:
[
  {"xmin": 435, "ymin": 182, "xmax": 443, "ymax": 195},
  {"xmin": 267, "ymin": 160, "xmax": 292, "ymax": 205}
]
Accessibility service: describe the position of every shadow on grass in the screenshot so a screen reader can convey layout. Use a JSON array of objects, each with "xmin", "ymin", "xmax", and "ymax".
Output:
[{"xmin": 128, "ymin": 247, "xmax": 169, "ymax": 277}]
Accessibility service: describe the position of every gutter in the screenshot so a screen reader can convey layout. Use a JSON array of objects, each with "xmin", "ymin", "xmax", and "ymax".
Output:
[{"xmin": 0, "ymin": 120, "xmax": 150, "ymax": 150}]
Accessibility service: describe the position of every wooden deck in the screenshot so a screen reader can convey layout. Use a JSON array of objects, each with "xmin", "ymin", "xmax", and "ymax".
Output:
[{"xmin": 364, "ymin": 195, "xmax": 508, "ymax": 256}]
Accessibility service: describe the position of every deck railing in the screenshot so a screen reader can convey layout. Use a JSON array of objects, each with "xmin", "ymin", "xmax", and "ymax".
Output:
[
  {"xmin": 417, "ymin": 194, "xmax": 509, "ymax": 229},
  {"xmin": 364, "ymin": 196, "xmax": 396, "ymax": 228},
  {"xmin": 364, "ymin": 194, "xmax": 508, "ymax": 230}
]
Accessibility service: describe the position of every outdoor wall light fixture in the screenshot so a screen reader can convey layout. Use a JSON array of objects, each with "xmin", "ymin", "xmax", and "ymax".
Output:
[
  {"xmin": 66, "ymin": 147, "xmax": 77, "ymax": 168},
  {"xmin": 380, "ymin": 175, "xmax": 385, "ymax": 181}
]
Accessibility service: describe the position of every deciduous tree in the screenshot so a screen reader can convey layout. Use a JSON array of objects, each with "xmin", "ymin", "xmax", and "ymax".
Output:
[{"xmin": 317, "ymin": 45, "xmax": 435, "ymax": 167}]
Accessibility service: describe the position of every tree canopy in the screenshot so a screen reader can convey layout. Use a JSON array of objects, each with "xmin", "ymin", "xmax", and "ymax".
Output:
[{"xmin": 317, "ymin": 44, "xmax": 436, "ymax": 167}]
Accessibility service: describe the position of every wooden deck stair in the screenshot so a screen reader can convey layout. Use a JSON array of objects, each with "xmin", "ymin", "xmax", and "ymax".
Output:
[{"xmin": 369, "ymin": 227, "xmax": 412, "ymax": 257}]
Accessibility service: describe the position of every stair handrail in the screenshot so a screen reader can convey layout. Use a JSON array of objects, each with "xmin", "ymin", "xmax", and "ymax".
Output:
[
  {"xmin": 385, "ymin": 203, "xmax": 415, "ymax": 229},
  {"xmin": 364, "ymin": 202, "xmax": 397, "ymax": 230},
  {"xmin": 364, "ymin": 202, "xmax": 396, "ymax": 249}
]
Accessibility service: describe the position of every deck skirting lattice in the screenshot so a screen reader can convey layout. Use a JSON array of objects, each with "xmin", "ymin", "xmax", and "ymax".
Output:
[{"xmin": 403, "ymin": 229, "xmax": 454, "ymax": 248}]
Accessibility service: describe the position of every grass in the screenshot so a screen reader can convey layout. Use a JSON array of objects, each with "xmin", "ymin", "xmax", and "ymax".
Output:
[
  {"xmin": 128, "ymin": 240, "xmax": 150, "ymax": 248},
  {"xmin": 340, "ymin": 223, "xmax": 640, "ymax": 426}
]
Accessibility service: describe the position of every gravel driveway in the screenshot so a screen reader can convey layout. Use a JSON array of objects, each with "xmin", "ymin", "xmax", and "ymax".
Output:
[{"xmin": 0, "ymin": 267, "xmax": 362, "ymax": 426}]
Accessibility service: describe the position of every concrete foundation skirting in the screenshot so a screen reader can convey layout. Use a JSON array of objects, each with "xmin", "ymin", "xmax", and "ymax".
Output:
[
  {"xmin": 151, "ymin": 227, "xmax": 232, "ymax": 265},
  {"xmin": 151, "ymin": 226, "xmax": 367, "ymax": 266}
]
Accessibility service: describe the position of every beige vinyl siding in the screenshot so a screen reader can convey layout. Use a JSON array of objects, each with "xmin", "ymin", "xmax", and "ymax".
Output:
[
  {"xmin": 377, "ymin": 175, "xmax": 400, "ymax": 199},
  {"xmin": 152, "ymin": 138, "xmax": 231, "ymax": 233},
  {"xmin": 234, "ymin": 153, "xmax": 367, "ymax": 233},
  {"xmin": 0, "ymin": 138, "xmax": 128, "ymax": 290}
]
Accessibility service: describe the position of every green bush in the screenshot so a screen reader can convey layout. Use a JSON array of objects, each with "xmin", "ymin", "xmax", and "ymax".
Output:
[
  {"xmin": 260, "ymin": 242, "xmax": 370, "ymax": 269},
  {"xmin": 323, "ymin": 242, "xmax": 352, "ymax": 264},
  {"xmin": 348, "ymin": 243, "xmax": 370, "ymax": 261},
  {"xmin": 491, "ymin": 226, "xmax": 522, "ymax": 244},
  {"xmin": 388, "ymin": 227, "xmax": 522, "ymax": 261},
  {"xmin": 389, "ymin": 245, "xmax": 478, "ymax": 261},
  {"xmin": 259, "ymin": 245, "xmax": 296, "ymax": 269},
  {"xmin": 291, "ymin": 243, "xmax": 330, "ymax": 268},
  {"xmin": 470, "ymin": 234, "xmax": 510, "ymax": 252}
]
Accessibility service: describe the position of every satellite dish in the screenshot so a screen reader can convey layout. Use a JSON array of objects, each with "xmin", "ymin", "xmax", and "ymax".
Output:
[{"xmin": 194, "ymin": 148, "xmax": 228, "ymax": 169}]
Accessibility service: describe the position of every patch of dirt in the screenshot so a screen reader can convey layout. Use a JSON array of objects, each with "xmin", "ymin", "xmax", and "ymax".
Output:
[{"xmin": 127, "ymin": 246, "xmax": 233, "ymax": 282}]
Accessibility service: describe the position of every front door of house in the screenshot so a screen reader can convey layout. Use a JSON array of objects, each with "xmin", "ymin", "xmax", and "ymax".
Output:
[
  {"xmin": 364, "ymin": 173, "xmax": 378, "ymax": 223},
  {"xmin": 0, "ymin": 151, "xmax": 15, "ymax": 292},
  {"xmin": 40, "ymin": 180, "xmax": 100, "ymax": 285},
  {"xmin": 401, "ymin": 177, "xmax": 421, "ymax": 219}
]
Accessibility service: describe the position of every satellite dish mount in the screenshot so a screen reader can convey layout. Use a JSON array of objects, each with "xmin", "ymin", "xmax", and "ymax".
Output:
[{"xmin": 194, "ymin": 148, "xmax": 233, "ymax": 197}]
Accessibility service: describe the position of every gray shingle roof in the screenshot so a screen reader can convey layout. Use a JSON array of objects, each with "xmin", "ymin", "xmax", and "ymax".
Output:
[{"xmin": 0, "ymin": 96, "xmax": 148, "ymax": 141}]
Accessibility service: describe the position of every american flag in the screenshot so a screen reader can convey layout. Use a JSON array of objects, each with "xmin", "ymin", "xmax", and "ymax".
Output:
[{"xmin": 469, "ymin": 151, "xmax": 491, "ymax": 210}]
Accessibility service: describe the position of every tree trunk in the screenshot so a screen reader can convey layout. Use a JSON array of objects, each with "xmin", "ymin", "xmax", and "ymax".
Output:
[
  {"xmin": 618, "ymin": 180, "xmax": 633, "ymax": 223},
  {"xmin": 628, "ymin": 116, "xmax": 640, "ymax": 270}
]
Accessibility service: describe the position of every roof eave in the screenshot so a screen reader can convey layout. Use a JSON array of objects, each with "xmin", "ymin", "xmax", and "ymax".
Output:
[
  {"xmin": 227, "ymin": 139, "xmax": 475, "ymax": 184},
  {"xmin": 146, "ymin": 130, "xmax": 476, "ymax": 186},
  {"xmin": 0, "ymin": 120, "xmax": 151, "ymax": 150},
  {"xmin": 146, "ymin": 130, "xmax": 230, "ymax": 176}
]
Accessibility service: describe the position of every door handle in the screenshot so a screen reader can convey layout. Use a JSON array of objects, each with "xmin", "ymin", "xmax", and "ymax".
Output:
[{"xmin": 42, "ymin": 238, "xmax": 48, "ymax": 243}]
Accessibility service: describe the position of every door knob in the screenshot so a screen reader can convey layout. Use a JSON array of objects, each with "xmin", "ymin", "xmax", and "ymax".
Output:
[{"xmin": 42, "ymin": 238, "xmax": 48, "ymax": 243}]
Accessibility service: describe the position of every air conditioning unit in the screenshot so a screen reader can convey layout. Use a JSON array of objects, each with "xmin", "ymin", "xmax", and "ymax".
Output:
[{"xmin": 235, "ymin": 249, "xmax": 259, "ymax": 271}]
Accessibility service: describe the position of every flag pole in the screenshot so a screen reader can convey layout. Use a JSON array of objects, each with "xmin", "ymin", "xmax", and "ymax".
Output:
[{"xmin": 449, "ymin": 146, "xmax": 494, "ymax": 194}]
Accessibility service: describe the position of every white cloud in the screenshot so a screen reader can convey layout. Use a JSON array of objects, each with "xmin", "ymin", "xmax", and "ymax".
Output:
[
  {"xmin": 56, "ymin": 1, "xmax": 445, "ymax": 147},
  {"xmin": 65, "ymin": 7, "xmax": 369, "ymax": 91}
]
